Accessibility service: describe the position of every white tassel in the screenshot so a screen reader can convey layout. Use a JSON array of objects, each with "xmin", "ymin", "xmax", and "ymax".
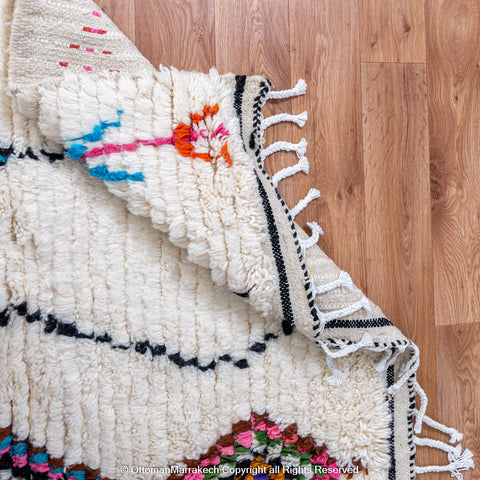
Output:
[
  {"xmin": 374, "ymin": 350, "xmax": 393, "ymax": 372},
  {"xmin": 323, "ymin": 333, "xmax": 373, "ymax": 385},
  {"xmin": 260, "ymin": 138, "xmax": 308, "ymax": 162},
  {"xmin": 267, "ymin": 79, "xmax": 307, "ymax": 99},
  {"xmin": 386, "ymin": 343, "xmax": 420, "ymax": 396},
  {"xmin": 415, "ymin": 437, "xmax": 474, "ymax": 480},
  {"xmin": 299, "ymin": 221, "xmax": 324, "ymax": 252},
  {"xmin": 261, "ymin": 111, "xmax": 308, "ymax": 130},
  {"xmin": 289, "ymin": 188, "xmax": 320, "ymax": 219},
  {"xmin": 325, "ymin": 355, "xmax": 346, "ymax": 385},
  {"xmin": 321, "ymin": 333, "xmax": 373, "ymax": 358},
  {"xmin": 414, "ymin": 411, "xmax": 464, "ymax": 444},
  {"xmin": 374, "ymin": 344, "xmax": 407, "ymax": 372},
  {"xmin": 315, "ymin": 295, "xmax": 372, "ymax": 332},
  {"xmin": 271, "ymin": 156, "xmax": 309, "ymax": 187},
  {"xmin": 415, "ymin": 436, "xmax": 460, "ymax": 455},
  {"xmin": 413, "ymin": 381, "xmax": 428, "ymax": 434},
  {"xmin": 314, "ymin": 270, "xmax": 353, "ymax": 296}
]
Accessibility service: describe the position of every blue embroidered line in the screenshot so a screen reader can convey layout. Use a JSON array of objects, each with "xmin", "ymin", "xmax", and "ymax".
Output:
[
  {"xmin": 88, "ymin": 164, "xmax": 144, "ymax": 182},
  {"xmin": 29, "ymin": 452, "xmax": 49, "ymax": 464},
  {"xmin": 63, "ymin": 110, "xmax": 144, "ymax": 182},
  {"xmin": 66, "ymin": 143, "xmax": 88, "ymax": 160},
  {"xmin": 0, "ymin": 435, "xmax": 12, "ymax": 449},
  {"xmin": 69, "ymin": 110, "xmax": 123, "ymax": 143},
  {"xmin": 11, "ymin": 443, "xmax": 27, "ymax": 455},
  {"xmin": 66, "ymin": 109, "xmax": 123, "ymax": 159}
]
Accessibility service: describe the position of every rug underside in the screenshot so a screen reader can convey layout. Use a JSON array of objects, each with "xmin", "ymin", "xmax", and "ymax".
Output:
[{"xmin": 0, "ymin": 1, "xmax": 474, "ymax": 480}]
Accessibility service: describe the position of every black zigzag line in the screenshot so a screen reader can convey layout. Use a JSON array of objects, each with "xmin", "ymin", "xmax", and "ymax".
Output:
[
  {"xmin": 0, "ymin": 144, "xmax": 65, "ymax": 165},
  {"xmin": 1, "ymin": 303, "xmax": 278, "ymax": 372}
]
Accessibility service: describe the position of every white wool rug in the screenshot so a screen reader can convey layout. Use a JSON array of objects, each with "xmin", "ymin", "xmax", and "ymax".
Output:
[{"xmin": 0, "ymin": 1, "xmax": 474, "ymax": 480}]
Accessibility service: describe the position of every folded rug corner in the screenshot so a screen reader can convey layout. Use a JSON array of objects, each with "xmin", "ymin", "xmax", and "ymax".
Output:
[{"xmin": 0, "ymin": 1, "xmax": 474, "ymax": 480}]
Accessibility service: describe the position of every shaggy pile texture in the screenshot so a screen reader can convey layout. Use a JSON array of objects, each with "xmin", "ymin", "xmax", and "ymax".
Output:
[{"xmin": 0, "ymin": 1, "xmax": 474, "ymax": 480}]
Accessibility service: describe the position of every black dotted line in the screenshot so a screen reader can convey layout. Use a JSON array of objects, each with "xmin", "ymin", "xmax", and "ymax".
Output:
[
  {"xmin": 387, "ymin": 365, "xmax": 396, "ymax": 480},
  {"xmin": 319, "ymin": 336, "xmax": 410, "ymax": 350},
  {"xmin": 2, "ymin": 303, "xmax": 278, "ymax": 372},
  {"xmin": 0, "ymin": 144, "xmax": 65, "ymax": 165},
  {"xmin": 323, "ymin": 317, "xmax": 393, "ymax": 329},
  {"xmin": 234, "ymin": 75, "xmax": 247, "ymax": 143},
  {"xmin": 407, "ymin": 359, "xmax": 417, "ymax": 480}
]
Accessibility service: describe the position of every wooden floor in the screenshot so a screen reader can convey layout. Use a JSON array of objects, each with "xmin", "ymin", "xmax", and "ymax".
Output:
[{"xmin": 96, "ymin": 1, "xmax": 479, "ymax": 478}]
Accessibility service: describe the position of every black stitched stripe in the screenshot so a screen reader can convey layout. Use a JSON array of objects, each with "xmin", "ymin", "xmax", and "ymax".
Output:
[
  {"xmin": 324, "ymin": 317, "xmax": 393, "ymax": 329},
  {"xmin": 234, "ymin": 291, "xmax": 250, "ymax": 298},
  {"xmin": 0, "ymin": 144, "xmax": 64, "ymax": 165},
  {"xmin": 247, "ymin": 80, "xmax": 321, "ymax": 331},
  {"xmin": 233, "ymin": 76, "xmax": 295, "ymax": 335},
  {"xmin": 1, "ymin": 303, "xmax": 278, "ymax": 372},
  {"xmin": 18, "ymin": 147, "xmax": 39, "ymax": 160},
  {"xmin": 40, "ymin": 149, "xmax": 65, "ymax": 162},
  {"xmin": 387, "ymin": 365, "xmax": 396, "ymax": 480},
  {"xmin": 234, "ymin": 75, "xmax": 247, "ymax": 143},
  {"xmin": 250, "ymin": 81, "xmax": 270, "ymax": 151},
  {"xmin": 255, "ymin": 173, "xmax": 294, "ymax": 335},
  {"xmin": 408, "ymin": 374, "xmax": 417, "ymax": 479}
]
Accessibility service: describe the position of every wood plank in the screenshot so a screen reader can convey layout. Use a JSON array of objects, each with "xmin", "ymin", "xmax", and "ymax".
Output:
[
  {"xmin": 215, "ymin": 0, "xmax": 298, "ymax": 229},
  {"xmin": 289, "ymin": 0, "xmax": 367, "ymax": 291},
  {"xmin": 361, "ymin": 63, "xmax": 438, "ymax": 473},
  {"xmin": 427, "ymin": 0, "xmax": 480, "ymax": 327},
  {"xmin": 134, "ymin": 0, "xmax": 215, "ymax": 71},
  {"xmin": 436, "ymin": 323, "xmax": 479, "ymax": 480},
  {"xmin": 58, "ymin": 2, "xmax": 478, "ymax": 475},
  {"xmin": 215, "ymin": 0, "xmax": 290, "ymax": 80},
  {"xmin": 95, "ymin": 0, "xmax": 136, "ymax": 44},
  {"xmin": 360, "ymin": 0, "xmax": 426, "ymax": 63}
]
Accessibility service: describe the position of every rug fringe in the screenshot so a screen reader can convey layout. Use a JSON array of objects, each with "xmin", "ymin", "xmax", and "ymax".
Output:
[
  {"xmin": 414, "ymin": 435, "xmax": 474, "ymax": 479},
  {"xmin": 261, "ymin": 79, "xmax": 370, "ymax": 332},
  {"xmin": 412, "ymin": 381, "xmax": 474, "ymax": 479},
  {"xmin": 262, "ymin": 78, "xmax": 475, "ymax": 480}
]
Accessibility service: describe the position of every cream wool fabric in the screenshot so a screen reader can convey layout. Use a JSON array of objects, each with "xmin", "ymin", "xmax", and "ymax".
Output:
[
  {"xmin": 0, "ymin": 1, "xmax": 474, "ymax": 480},
  {"xmin": 0, "ymin": 158, "xmax": 391, "ymax": 479},
  {"xmin": 36, "ymin": 69, "xmax": 282, "ymax": 319}
]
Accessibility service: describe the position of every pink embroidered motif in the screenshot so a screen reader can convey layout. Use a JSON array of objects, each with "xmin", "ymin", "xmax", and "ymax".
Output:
[
  {"xmin": 73, "ymin": 104, "xmax": 232, "ymax": 166},
  {"xmin": 83, "ymin": 26, "xmax": 107, "ymax": 34},
  {"xmin": 12, "ymin": 454, "xmax": 28, "ymax": 468},
  {"xmin": 30, "ymin": 462, "xmax": 51, "ymax": 473}
]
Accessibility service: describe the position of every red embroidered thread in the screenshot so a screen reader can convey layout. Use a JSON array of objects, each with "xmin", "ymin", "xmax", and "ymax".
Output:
[
  {"xmin": 83, "ymin": 27, "xmax": 107, "ymax": 34},
  {"xmin": 70, "ymin": 44, "xmax": 80, "ymax": 49},
  {"xmin": 72, "ymin": 104, "xmax": 232, "ymax": 166},
  {"xmin": 59, "ymin": 62, "xmax": 68, "ymax": 67}
]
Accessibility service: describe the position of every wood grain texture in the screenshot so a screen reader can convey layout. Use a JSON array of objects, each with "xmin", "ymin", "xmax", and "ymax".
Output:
[
  {"xmin": 361, "ymin": 63, "xmax": 438, "ymax": 474},
  {"xmin": 95, "ymin": 0, "xmax": 136, "ymax": 44},
  {"xmin": 289, "ymin": 0, "xmax": 367, "ymax": 291},
  {"xmin": 215, "ymin": 0, "xmax": 297, "ymax": 219},
  {"xmin": 436, "ymin": 324, "xmax": 480, "ymax": 480},
  {"xmin": 360, "ymin": 0, "xmax": 427, "ymax": 63},
  {"xmin": 427, "ymin": 0, "xmax": 480, "ymax": 328},
  {"xmin": 89, "ymin": 1, "xmax": 479, "ymax": 478},
  {"xmin": 134, "ymin": 0, "xmax": 215, "ymax": 71}
]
